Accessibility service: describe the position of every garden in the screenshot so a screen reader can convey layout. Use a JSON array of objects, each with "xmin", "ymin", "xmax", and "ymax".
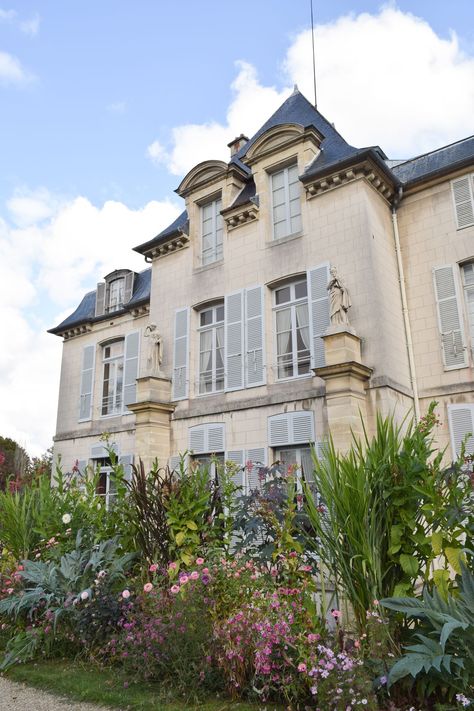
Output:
[{"xmin": 0, "ymin": 403, "xmax": 473, "ymax": 710}]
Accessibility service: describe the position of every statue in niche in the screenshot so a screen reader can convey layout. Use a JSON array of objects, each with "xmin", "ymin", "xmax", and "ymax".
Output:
[
  {"xmin": 327, "ymin": 266, "xmax": 351, "ymax": 326},
  {"xmin": 144, "ymin": 323, "xmax": 164, "ymax": 375}
]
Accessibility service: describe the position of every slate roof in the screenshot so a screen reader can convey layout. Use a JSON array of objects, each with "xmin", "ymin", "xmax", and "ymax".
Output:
[
  {"xmin": 48, "ymin": 268, "xmax": 151, "ymax": 335},
  {"xmin": 134, "ymin": 210, "xmax": 189, "ymax": 255},
  {"xmin": 392, "ymin": 135, "xmax": 474, "ymax": 186}
]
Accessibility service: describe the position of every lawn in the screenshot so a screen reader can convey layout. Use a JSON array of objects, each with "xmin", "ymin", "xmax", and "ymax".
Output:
[{"xmin": 5, "ymin": 659, "xmax": 278, "ymax": 710}]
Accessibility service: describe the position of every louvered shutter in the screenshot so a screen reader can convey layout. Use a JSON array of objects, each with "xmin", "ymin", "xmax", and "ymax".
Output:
[
  {"xmin": 245, "ymin": 286, "xmax": 265, "ymax": 387},
  {"xmin": 95, "ymin": 282, "xmax": 106, "ymax": 316},
  {"xmin": 90, "ymin": 442, "xmax": 118, "ymax": 459},
  {"xmin": 268, "ymin": 413, "xmax": 291, "ymax": 447},
  {"xmin": 79, "ymin": 345, "xmax": 95, "ymax": 421},
  {"xmin": 76, "ymin": 460, "xmax": 87, "ymax": 476},
  {"xmin": 208, "ymin": 423, "xmax": 225, "ymax": 452},
  {"xmin": 189, "ymin": 423, "xmax": 225, "ymax": 454},
  {"xmin": 169, "ymin": 455, "xmax": 181, "ymax": 473},
  {"xmin": 307, "ymin": 263, "xmax": 330, "ymax": 368},
  {"xmin": 172, "ymin": 307, "xmax": 189, "ymax": 400},
  {"xmin": 119, "ymin": 454, "xmax": 134, "ymax": 482},
  {"xmin": 123, "ymin": 331, "xmax": 140, "ymax": 408},
  {"xmin": 246, "ymin": 447, "xmax": 267, "ymax": 492},
  {"xmin": 448, "ymin": 406, "xmax": 474, "ymax": 458},
  {"xmin": 189, "ymin": 425, "xmax": 206, "ymax": 454},
  {"xmin": 226, "ymin": 450, "xmax": 245, "ymax": 490},
  {"xmin": 225, "ymin": 291, "xmax": 244, "ymax": 390},
  {"xmin": 433, "ymin": 266, "xmax": 467, "ymax": 369},
  {"xmin": 292, "ymin": 411, "xmax": 315, "ymax": 444},
  {"xmin": 268, "ymin": 411, "xmax": 315, "ymax": 447},
  {"xmin": 123, "ymin": 272, "xmax": 135, "ymax": 305},
  {"xmin": 452, "ymin": 176, "xmax": 474, "ymax": 229}
]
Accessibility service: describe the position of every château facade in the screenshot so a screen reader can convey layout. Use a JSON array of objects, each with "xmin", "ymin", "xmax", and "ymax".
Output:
[{"xmin": 49, "ymin": 89, "xmax": 474, "ymax": 500}]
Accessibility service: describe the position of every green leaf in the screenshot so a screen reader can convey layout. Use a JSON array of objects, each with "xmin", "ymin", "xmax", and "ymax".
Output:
[
  {"xmin": 381, "ymin": 596, "xmax": 424, "ymax": 615},
  {"xmin": 388, "ymin": 654, "xmax": 425, "ymax": 687},
  {"xmin": 439, "ymin": 619, "xmax": 468, "ymax": 651},
  {"xmin": 432, "ymin": 568, "xmax": 450, "ymax": 600},
  {"xmin": 400, "ymin": 554, "xmax": 419, "ymax": 577},
  {"xmin": 180, "ymin": 552, "xmax": 192, "ymax": 566},
  {"xmin": 445, "ymin": 547, "xmax": 463, "ymax": 574},
  {"xmin": 431, "ymin": 531, "xmax": 443, "ymax": 555},
  {"xmin": 175, "ymin": 531, "xmax": 186, "ymax": 546}
]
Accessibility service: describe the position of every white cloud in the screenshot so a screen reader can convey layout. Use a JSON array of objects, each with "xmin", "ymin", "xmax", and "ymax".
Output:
[
  {"xmin": 149, "ymin": 7, "xmax": 474, "ymax": 172},
  {"xmin": 19, "ymin": 12, "xmax": 40, "ymax": 36},
  {"xmin": 0, "ymin": 8, "xmax": 16, "ymax": 22},
  {"xmin": 0, "ymin": 192, "xmax": 180, "ymax": 455},
  {"xmin": 0, "ymin": 49, "xmax": 32, "ymax": 84},
  {"xmin": 107, "ymin": 100, "xmax": 126, "ymax": 114}
]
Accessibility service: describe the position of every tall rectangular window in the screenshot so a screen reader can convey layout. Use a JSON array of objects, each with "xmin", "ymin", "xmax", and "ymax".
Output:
[
  {"xmin": 462, "ymin": 263, "xmax": 474, "ymax": 355},
  {"xmin": 101, "ymin": 340, "xmax": 124, "ymax": 415},
  {"xmin": 201, "ymin": 198, "xmax": 223, "ymax": 265},
  {"xmin": 271, "ymin": 164, "xmax": 301, "ymax": 240},
  {"xmin": 274, "ymin": 280, "xmax": 310, "ymax": 379},
  {"xmin": 198, "ymin": 304, "xmax": 224, "ymax": 394}
]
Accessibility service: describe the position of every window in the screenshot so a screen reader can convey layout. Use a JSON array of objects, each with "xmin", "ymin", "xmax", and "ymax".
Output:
[
  {"xmin": 452, "ymin": 175, "xmax": 474, "ymax": 230},
  {"xmin": 107, "ymin": 277, "xmax": 125, "ymax": 313},
  {"xmin": 198, "ymin": 304, "xmax": 224, "ymax": 394},
  {"xmin": 271, "ymin": 164, "xmax": 301, "ymax": 240},
  {"xmin": 275, "ymin": 446, "xmax": 316, "ymax": 493},
  {"xmin": 274, "ymin": 279, "xmax": 310, "ymax": 379},
  {"xmin": 95, "ymin": 270, "xmax": 135, "ymax": 318},
  {"xmin": 462, "ymin": 263, "xmax": 474, "ymax": 355},
  {"xmin": 101, "ymin": 340, "xmax": 124, "ymax": 415},
  {"xmin": 201, "ymin": 198, "xmax": 223, "ymax": 265},
  {"xmin": 447, "ymin": 404, "xmax": 474, "ymax": 459},
  {"xmin": 189, "ymin": 422, "xmax": 225, "ymax": 480}
]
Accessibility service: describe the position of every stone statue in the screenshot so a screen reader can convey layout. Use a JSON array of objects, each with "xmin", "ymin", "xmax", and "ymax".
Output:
[
  {"xmin": 144, "ymin": 323, "xmax": 163, "ymax": 375},
  {"xmin": 327, "ymin": 266, "xmax": 351, "ymax": 326}
]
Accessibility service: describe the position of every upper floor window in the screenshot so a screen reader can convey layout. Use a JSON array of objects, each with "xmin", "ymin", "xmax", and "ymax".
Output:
[
  {"xmin": 198, "ymin": 304, "xmax": 224, "ymax": 394},
  {"xmin": 201, "ymin": 198, "xmax": 223, "ymax": 266},
  {"xmin": 274, "ymin": 279, "xmax": 310, "ymax": 379},
  {"xmin": 107, "ymin": 277, "xmax": 125, "ymax": 313},
  {"xmin": 462, "ymin": 262, "xmax": 474, "ymax": 354},
  {"xmin": 95, "ymin": 270, "xmax": 135, "ymax": 317},
  {"xmin": 101, "ymin": 340, "xmax": 124, "ymax": 416},
  {"xmin": 271, "ymin": 164, "xmax": 301, "ymax": 240},
  {"xmin": 451, "ymin": 175, "xmax": 474, "ymax": 230}
]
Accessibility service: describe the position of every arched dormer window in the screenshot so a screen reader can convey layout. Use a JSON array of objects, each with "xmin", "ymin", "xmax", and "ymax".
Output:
[{"xmin": 95, "ymin": 269, "xmax": 135, "ymax": 317}]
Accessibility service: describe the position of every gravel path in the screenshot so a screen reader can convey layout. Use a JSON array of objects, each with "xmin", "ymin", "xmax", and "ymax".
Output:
[{"xmin": 0, "ymin": 677, "xmax": 112, "ymax": 711}]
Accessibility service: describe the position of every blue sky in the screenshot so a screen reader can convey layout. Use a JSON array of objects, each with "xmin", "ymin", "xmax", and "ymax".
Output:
[{"xmin": 1, "ymin": 1, "xmax": 474, "ymax": 455}]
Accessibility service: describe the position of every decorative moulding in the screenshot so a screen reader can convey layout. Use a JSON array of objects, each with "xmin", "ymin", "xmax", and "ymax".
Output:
[
  {"xmin": 176, "ymin": 160, "xmax": 228, "ymax": 198},
  {"xmin": 245, "ymin": 124, "xmax": 323, "ymax": 166},
  {"xmin": 222, "ymin": 199, "xmax": 259, "ymax": 231},
  {"xmin": 304, "ymin": 158, "xmax": 394, "ymax": 202},
  {"xmin": 144, "ymin": 231, "xmax": 190, "ymax": 261},
  {"xmin": 61, "ymin": 324, "xmax": 93, "ymax": 340}
]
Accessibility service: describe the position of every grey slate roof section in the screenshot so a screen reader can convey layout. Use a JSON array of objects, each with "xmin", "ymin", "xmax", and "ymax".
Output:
[
  {"xmin": 134, "ymin": 210, "xmax": 189, "ymax": 254},
  {"xmin": 229, "ymin": 179, "xmax": 257, "ymax": 209},
  {"xmin": 392, "ymin": 135, "xmax": 474, "ymax": 185},
  {"xmin": 48, "ymin": 268, "xmax": 151, "ymax": 335}
]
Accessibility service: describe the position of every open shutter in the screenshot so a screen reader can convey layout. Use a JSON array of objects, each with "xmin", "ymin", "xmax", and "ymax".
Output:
[
  {"xmin": 225, "ymin": 290, "xmax": 244, "ymax": 391},
  {"xmin": 292, "ymin": 411, "xmax": 315, "ymax": 444},
  {"xmin": 95, "ymin": 282, "xmax": 106, "ymax": 317},
  {"xmin": 268, "ymin": 411, "xmax": 315, "ymax": 447},
  {"xmin": 119, "ymin": 454, "xmax": 134, "ymax": 483},
  {"xmin": 448, "ymin": 405, "xmax": 474, "ymax": 459},
  {"xmin": 79, "ymin": 345, "xmax": 95, "ymax": 421},
  {"xmin": 452, "ymin": 176, "xmax": 474, "ymax": 229},
  {"xmin": 123, "ymin": 272, "xmax": 135, "ymax": 305},
  {"xmin": 307, "ymin": 263, "xmax": 330, "ymax": 368},
  {"xmin": 123, "ymin": 331, "xmax": 139, "ymax": 408},
  {"xmin": 246, "ymin": 447, "xmax": 267, "ymax": 492},
  {"xmin": 226, "ymin": 450, "xmax": 245, "ymax": 490},
  {"xmin": 189, "ymin": 423, "xmax": 225, "ymax": 454},
  {"xmin": 76, "ymin": 460, "xmax": 87, "ymax": 476},
  {"xmin": 433, "ymin": 266, "xmax": 467, "ymax": 369},
  {"xmin": 245, "ymin": 286, "xmax": 265, "ymax": 387},
  {"xmin": 268, "ymin": 413, "xmax": 291, "ymax": 447},
  {"xmin": 172, "ymin": 307, "xmax": 189, "ymax": 400},
  {"xmin": 189, "ymin": 425, "xmax": 206, "ymax": 454}
]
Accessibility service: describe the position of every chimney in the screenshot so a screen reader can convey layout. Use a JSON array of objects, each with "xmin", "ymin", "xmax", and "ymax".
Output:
[{"xmin": 228, "ymin": 134, "xmax": 249, "ymax": 158}]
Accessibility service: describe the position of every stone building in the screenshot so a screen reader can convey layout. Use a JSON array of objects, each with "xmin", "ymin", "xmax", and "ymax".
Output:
[{"xmin": 49, "ymin": 88, "xmax": 474, "ymax": 498}]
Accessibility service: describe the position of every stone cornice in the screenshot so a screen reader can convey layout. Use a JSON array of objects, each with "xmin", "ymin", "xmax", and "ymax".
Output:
[
  {"xmin": 304, "ymin": 158, "xmax": 395, "ymax": 202},
  {"xmin": 144, "ymin": 231, "xmax": 190, "ymax": 261},
  {"xmin": 314, "ymin": 361, "xmax": 373, "ymax": 382},
  {"xmin": 221, "ymin": 200, "xmax": 259, "ymax": 230},
  {"xmin": 127, "ymin": 400, "xmax": 176, "ymax": 415},
  {"xmin": 61, "ymin": 324, "xmax": 93, "ymax": 341}
]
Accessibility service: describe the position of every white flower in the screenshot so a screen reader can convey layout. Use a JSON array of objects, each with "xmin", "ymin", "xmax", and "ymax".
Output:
[
  {"xmin": 62, "ymin": 513, "xmax": 71, "ymax": 524},
  {"xmin": 80, "ymin": 590, "xmax": 89, "ymax": 601}
]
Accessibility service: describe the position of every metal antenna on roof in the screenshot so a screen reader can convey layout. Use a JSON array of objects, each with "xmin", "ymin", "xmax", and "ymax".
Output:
[{"xmin": 310, "ymin": 0, "xmax": 318, "ymax": 109}]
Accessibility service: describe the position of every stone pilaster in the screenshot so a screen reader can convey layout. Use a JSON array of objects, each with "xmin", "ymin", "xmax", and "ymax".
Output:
[
  {"xmin": 127, "ymin": 375, "xmax": 174, "ymax": 471},
  {"xmin": 314, "ymin": 326, "xmax": 372, "ymax": 453}
]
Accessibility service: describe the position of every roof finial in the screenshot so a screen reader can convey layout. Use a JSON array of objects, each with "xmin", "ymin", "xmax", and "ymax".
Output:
[{"xmin": 292, "ymin": 83, "xmax": 299, "ymax": 95}]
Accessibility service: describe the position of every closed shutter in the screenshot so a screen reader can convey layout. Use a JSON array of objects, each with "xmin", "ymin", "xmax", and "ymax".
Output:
[
  {"xmin": 268, "ymin": 411, "xmax": 315, "ymax": 447},
  {"xmin": 225, "ymin": 291, "xmax": 244, "ymax": 390},
  {"xmin": 172, "ymin": 307, "xmax": 189, "ymax": 400},
  {"xmin": 79, "ymin": 345, "xmax": 95, "ymax": 421},
  {"xmin": 433, "ymin": 266, "xmax": 467, "ymax": 369},
  {"xmin": 452, "ymin": 176, "xmax": 474, "ymax": 229},
  {"xmin": 169, "ymin": 455, "xmax": 181, "ymax": 473},
  {"xmin": 245, "ymin": 286, "xmax": 265, "ymax": 387},
  {"xmin": 189, "ymin": 426, "xmax": 206, "ymax": 454},
  {"xmin": 208, "ymin": 424, "xmax": 225, "ymax": 452},
  {"xmin": 119, "ymin": 454, "xmax": 134, "ymax": 482},
  {"xmin": 123, "ymin": 331, "xmax": 140, "ymax": 408},
  {"xmin": 246, "ymin": 447, "xmax": 267, "ymax": 492},
  {"xmin": 307, "ymin": 263, "xmax": 330, "ymax": 368},
  {"xmin": 189, "ymin": 423, "xmax": 225, "ymax": 454},
  {"xmin": 448, "ymin": 405, "xmax": 474, "ymax": 458},
  {"xmin": 90, "ymin": 442, "xmax": 118, "ymax": 459},
  {"xmin": 76, "ymin": 460, "xmax": 87, "ymax": 476},
  {"xmin": 95, "ymin": 282, "xmax": 106, "ymax": 317},
  {"xmin": 123, "ymin": 272, "xmax": 135, "ymax": 305},
  {"xmin": 226, "ymin": 450, "xmax": 245, "ymax": 490}
]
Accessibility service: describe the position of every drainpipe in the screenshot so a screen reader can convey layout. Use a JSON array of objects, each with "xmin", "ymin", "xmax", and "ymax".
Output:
[{"xmin": 391, "ymin": 186, "xmax": 420, "ymax": 422}]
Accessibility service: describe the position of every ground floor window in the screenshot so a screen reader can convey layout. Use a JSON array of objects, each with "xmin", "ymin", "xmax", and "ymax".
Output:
[
  {"xmin": 190, "ymin": 453, "xmax": 225, "ymax": 480},
  {"xmin": 275, "ymin": 446, "xmax": 316, "ymax": 492}
]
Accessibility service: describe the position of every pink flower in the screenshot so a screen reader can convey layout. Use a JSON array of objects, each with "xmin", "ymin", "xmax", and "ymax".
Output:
[
  {"xmin": 373, "ymin": 598, "xmax": 380, "ymax": 606},
  {"xmin": 149, "ymin": 563, "xmax": 158, "ymax": 573},
  {"xmin": 298, "ymin": 662, "xmax": 307, "ymax": 673},
  {"xmin": 122, "ymin": 589, "xmax": 131, "ymax": 599},
  {"xmin": 307, "ymin": 633, "xmax": 320, "ymax": 643},
  {"xmin": 190, "ymin": 571, "xmax": 199, "ymax": 580},
  {"xmin": 179, "ymin": 574, "xmax": 189, "ymax": 585},
  {"xmin": 168, "ymin": 561, "xmax": 177, "ymax": 570},
  {"xmin": 6, "ymin": 588, "xmax": 13, "ymax": 595},
  {"xmin": 143, "ymin": 582, "xmax": 153, "ymax": 593},
  {"xmin": 80, "ymin": 590, "xmax": 89, "ymax": 601},
  {"xmin": 202, "ymin": 567, "xmax": 209, "ymax": 574},
  {"xmin": 170, "ymin": 584, "xmax": 180, "ymax": 594},
  {"xmin": 196, "ymin": 557, "xmax": 204, "ymax": 566},
  {"xmin": 331, "ymin": 609, "xmax": 342, "ymax": 619}
]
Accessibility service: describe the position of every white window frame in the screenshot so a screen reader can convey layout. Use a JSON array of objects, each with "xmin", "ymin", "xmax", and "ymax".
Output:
[
  {"xmin": 461, "ymin": 262, "xmax": 474, "ymax": 357},
  {"xmin": 201, "ymin": 197, "xmax": 223, "ymax": 266},
  {"xmin": 270, "ymin": 163, "xmax": 301, "ymax": 241},
  {"xmin": 275, "ymin": 445, "xmax": 315, "ymax": 494},
  {"xmin": 101, "ymin": 340, "xmax": 124, "ymax": 417},
  {"xmin": 106, "ymin": 277, "xmax": 125, "ymax": 313},
  {"xmin": 273, "ymin": 278, "xmax": 311, "ymax": 381},
  {"xmin": 197, "ymin": 304, "xmax": 225, "ymax": 395}
]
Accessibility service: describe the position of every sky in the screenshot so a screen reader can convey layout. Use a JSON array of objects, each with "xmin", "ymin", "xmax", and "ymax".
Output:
[{"xmin": 1, "ymin": 1, "xmax": 474, "ymax": 456}]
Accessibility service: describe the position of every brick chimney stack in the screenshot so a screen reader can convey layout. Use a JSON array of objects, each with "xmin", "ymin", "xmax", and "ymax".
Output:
[{"xmin": 227, "ymin": 134, "xmax": 249, "ymax": 158}]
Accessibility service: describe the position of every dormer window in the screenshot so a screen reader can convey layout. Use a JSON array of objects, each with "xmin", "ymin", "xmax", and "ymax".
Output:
[
  {"xmin": 95, "ymin": 270, "xmax": 135, "ymax": 317},
  {"xmin": 271, "ymin": 164, "xmax": 301, "ymax": 240},
  {"xmin": 201, "ymin": 198, "xmax": 223, "ymax": 266}
]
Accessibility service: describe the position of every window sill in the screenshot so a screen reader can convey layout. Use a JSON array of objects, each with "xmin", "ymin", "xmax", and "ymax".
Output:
[
  {"xmin": 267, "ymin": 232, "xmax": 302, "ymax": 248},
  {"xmin": 195, "ymin": 389, "xmax": 225, "ymax": 398},
  {"xmin": 194, "ymin": 259, "xmax": 224, "ymax": 274},
  {"xmin": 274, "ymin": 372, "xmax": 313, "ymax": 384}
]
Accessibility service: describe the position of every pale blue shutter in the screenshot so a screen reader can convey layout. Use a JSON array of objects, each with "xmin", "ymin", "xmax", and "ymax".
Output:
[
  {"xmin": 119, "ymin": 454, "xmax": 134, "ymax": 482},
  {"xmin": 246, "ymin": 447, "xmax": 267, "ymax": 492},
  {"xmin": 433, "ymin": 266, "xmax": 467, "ymax": 369},
  {"xmin": 208, "ymin": 423, "xmax": 225, "ymax": 452},
  {"xmin": 225, "ymin": 291, "xmax": 244, "ymax": 390},
  {"xmin": 448, "ymin": 406, "xmax": 474, "ymax": 458},
  {"xmin": 226, "ymin": 450, "xmax": 245, "ymax": 491},
  {"xmin": 79, "ymin": 345, "xmax": 95, "ymax": 421},
  {"xmin": 123, "ymin": 332, "xmax": 139, "ymax": 408},
  {"xmin": 268, "ymin": 411, "xmax": 315, "ymax": 446},
  {"xmin": 123, "ymin": 272, "xmax": 135, "ymax": 305},
  {"xmin": 173, "ymin": 307, "xmax": 189, "ymax": 400},
  {"xmin": 189, "ymin": 425, "xmax": 206, "ymax": 454},
  {"xmin": 95, "ymin": 282, "xmax": 106, "ymax": 317},
  {"xmin": 307, "ymin": 263, "xmax": 330, "ymax": 368},
  {"xmin": 245, "ymin": 286, "xmax": 265, "ymax": 387},
  {"xmin": 452, "ymin": 176, "xmax": 474, "ymax": 229},
  {"xmin": 169, "ymin": 455, "xmax": 181, "ymax": 473}
]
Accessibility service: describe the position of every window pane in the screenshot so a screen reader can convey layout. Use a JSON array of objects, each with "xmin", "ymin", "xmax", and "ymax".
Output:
[
  {"xmin": 275, "ymin": 286, "xmax": 291, "ymax": 304},
  {"xmin": 272, "ymin": 170, "xmax": 284, "ymax": 190},
  {"xmin": 290, "ymin": 213, "xmax": 302, "ymax": 234},
  {"xmin": 294, "ymin": 281, "xmax": 307, "ymax": 299},
  {"xmin": 287, "ymin": 164, "xmax": 299, "ymax": 182},
  {"xmin": 216, "ymin": 305, "xmax": 224, "ymax": 322},
  {"xmin": 463, "ymin": 264, "xmax": 474, "ymax": 286},
  {"xmin": 273, "ymin": 203, "xmax": 287, "ymax": 224},
  {"xmin": 200, "ymin": 309, "xmax": 213, "ymax": 326},
  {"xmin": 274, "ymin": 220, "xmax": 287, "ymax": 240}
]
